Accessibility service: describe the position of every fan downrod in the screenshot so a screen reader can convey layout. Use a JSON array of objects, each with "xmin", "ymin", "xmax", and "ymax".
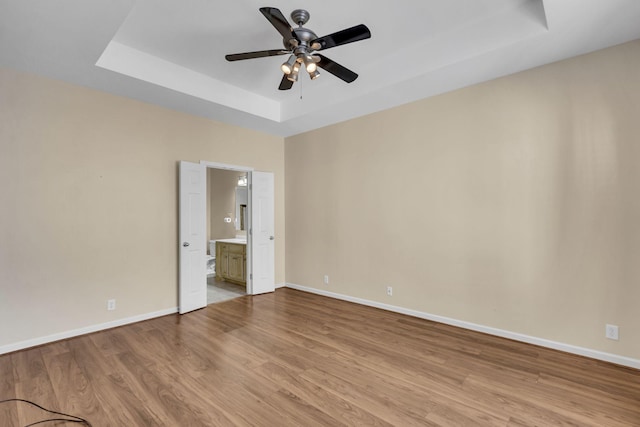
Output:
[{"xmin": 290, "ymin": 9, "xmax": 310, "ymax": 26}]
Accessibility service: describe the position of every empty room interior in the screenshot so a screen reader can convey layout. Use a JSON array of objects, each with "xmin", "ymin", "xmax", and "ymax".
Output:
[{"xmin": 1, "ymin": 1, "xmax": 639, "ymax": 425}]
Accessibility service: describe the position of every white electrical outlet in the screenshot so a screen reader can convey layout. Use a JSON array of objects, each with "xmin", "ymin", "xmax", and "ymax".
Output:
[
  {"xmin": 324, "ymin": 275, "xmax": 329, "ymax": 285},
  {"xmin": 605, "ymin": 324, "xmax": 619, "ymax": 340},
  {"xmin": 107, "ymin": 299, "xmax": 116, "ymax": 311},
  {"xmin": 386, "ymin": 286, "xmax": 393, "ymax": 296}
]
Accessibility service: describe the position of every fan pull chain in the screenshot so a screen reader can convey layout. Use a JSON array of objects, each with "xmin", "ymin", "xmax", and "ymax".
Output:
[{"xmin": 299, "ymin": 77, "xmax": 303, "ymax": 100}]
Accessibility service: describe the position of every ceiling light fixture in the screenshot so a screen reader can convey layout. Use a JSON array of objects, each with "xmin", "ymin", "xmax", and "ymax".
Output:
[
  {"xmin": 303, "ymin": 55, "xmax": 317, "ymax": 73},
  {"xmin": 309, "ymin": 69, "xmax": 320, "ymax": 80},
  {"xmin": 281, "ymin": 55, "xmax": 297, "ymax": 74},
  {"xmin": 287, "ymin": 62, "xmax": 300, "ymax": 82}
]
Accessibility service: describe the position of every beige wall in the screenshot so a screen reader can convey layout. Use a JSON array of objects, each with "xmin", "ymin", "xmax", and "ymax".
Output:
[
  {"xmin": 2, "ymin": 41, "xmax": 638, "ymax": 362},
  {"xmin": 207, "ymin": 168, "xmax": 240, "ymax": 246},
  {"xmin": 0, "ymin": 67, "xmax": 285, "ymax": 349},
  {"xmin": 285, "ymin": 40, "xmax": 640, "ymax": 359}
]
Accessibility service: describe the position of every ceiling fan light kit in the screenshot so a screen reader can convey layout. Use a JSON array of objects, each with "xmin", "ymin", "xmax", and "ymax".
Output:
[
  {"xmin": 281, "ymin": 55, "xmax": 297, "ymax": 74},
  {"xmin": 287, "ymin": 62, "xmax": 300, "ymax": 82},
  {"xmin": 225, "ymin": 7, "xmax": 371, "ymax": 90}
]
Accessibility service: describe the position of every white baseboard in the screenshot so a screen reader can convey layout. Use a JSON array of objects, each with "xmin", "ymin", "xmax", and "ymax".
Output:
[
  {"xmin": 0, "ymin": 307, "xmax": 178, "ymax": 355},
  {"xmin": 285, "ymin": 283, "xmax": 640, "ymax": 370},
  {"xmin": 275, "ymin": 282, "xmax": 286, "ymax": 289}
]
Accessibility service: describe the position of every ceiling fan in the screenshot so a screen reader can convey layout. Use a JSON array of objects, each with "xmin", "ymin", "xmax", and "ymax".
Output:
[{"xmin": 225, "ymin": 7, "xmax": 371, "ymax": 90}]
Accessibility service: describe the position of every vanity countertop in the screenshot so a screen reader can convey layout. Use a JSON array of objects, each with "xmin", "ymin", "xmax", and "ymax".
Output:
[{"xmin": 216, "ymin": 238, "xmax": 247, "ymax": 244}]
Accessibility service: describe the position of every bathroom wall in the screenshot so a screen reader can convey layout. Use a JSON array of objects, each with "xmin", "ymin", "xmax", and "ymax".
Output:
[
  {"xmin": 207, "ymin": 168, "xmax": 240, "ymax": 249},
  {"xmin": 0, "ymin": 66, "xmax": 285, "ymax": 351},
  {"xmin": 285, "ymin": 40, "xmax": 640, "ymax": 361}
]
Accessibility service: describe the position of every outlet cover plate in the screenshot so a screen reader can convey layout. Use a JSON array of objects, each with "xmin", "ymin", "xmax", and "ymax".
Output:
[{"xmin": 605, "ymin": 324, "xmax": 619, "ymax": 340}]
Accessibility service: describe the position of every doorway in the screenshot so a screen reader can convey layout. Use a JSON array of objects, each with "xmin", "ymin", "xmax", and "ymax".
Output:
[
  {"xmin": 206, "ymin": 167, "xmax": 248, "ymax": 304},
  {"xmin": 178, "ymin": 160, "xmax": 275, "ymax": 314}
]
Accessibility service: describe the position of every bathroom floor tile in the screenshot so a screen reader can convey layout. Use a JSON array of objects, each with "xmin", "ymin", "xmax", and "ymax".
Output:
[{"xmin": 207, "ymin": 277, "xmax": 246, "ymax": 304}]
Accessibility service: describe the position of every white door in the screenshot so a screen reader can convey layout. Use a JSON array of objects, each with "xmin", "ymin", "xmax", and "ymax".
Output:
[
  {"xmin": 250, "ymin": 171, "xmax": 275, "ymax": 295},
  {"xmin": 179, "ymin": 161, "xmax": 207, "ymax": 313}
]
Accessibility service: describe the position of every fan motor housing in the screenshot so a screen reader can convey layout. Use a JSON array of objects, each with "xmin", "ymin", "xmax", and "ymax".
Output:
[{"xmin": 283, "ymin": 27, "xmax": 318, "ymax": 51}]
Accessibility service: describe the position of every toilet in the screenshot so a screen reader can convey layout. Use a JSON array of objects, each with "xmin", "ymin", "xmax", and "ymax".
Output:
[{"xmin": 207, "ymin": 240, "xmax": 216, "ymax": 276}]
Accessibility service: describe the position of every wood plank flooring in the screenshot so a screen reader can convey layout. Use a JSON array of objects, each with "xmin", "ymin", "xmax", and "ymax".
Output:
[{"xmin": 1, "ymin": 288, "xmax": 639, "ymax": 426}]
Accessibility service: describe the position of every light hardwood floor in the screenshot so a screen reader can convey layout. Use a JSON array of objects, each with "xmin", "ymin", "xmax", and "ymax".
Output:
[{"xmin": 1, "ymin": 288, "xmax": 639, "ymax": 426}]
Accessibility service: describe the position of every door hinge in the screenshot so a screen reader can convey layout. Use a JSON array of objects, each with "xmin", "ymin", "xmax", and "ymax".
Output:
[{"xmin": 250, "ymin": 273, "xmax": 253, "ymax": 280}]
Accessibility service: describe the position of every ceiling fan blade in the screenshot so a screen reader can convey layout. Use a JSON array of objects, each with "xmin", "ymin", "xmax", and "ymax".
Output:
[
  {"xmin": 316, "ymin": 54, "xmax": 358, "ymax": 83},
  {"xmin": 278, "ymin": 74, "xmax": 294, "ymax": 90},
  {"xmin": 311, "ymin": 24, "xmax": 371, "ymax": 51},
  {"xmin": 225, "ymin": 49, "xmax": 289, "ymax": 61},
  {"xmin": 259, "ymin": 7, "xmax": 297, "ymax": 42}
]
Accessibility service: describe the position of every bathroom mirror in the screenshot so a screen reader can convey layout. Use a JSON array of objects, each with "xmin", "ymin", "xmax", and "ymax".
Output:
[{"xmin": 235, "ymin": 186, "xmax": 248, "ymax": 231}]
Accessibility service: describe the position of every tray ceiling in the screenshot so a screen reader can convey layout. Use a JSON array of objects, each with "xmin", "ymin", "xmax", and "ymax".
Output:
[{"xmin": 2, "ymin": 0, "xmax": 640, "ymax": 136}]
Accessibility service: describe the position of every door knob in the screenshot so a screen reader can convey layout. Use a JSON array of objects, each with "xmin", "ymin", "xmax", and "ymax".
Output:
[
  {"xmin": 269, "ymin": 236, "xmax": 274, "ymax": 241},
  {"xmin": 183, "ymin": 242, "xmax": 190, "ymax": 247}
]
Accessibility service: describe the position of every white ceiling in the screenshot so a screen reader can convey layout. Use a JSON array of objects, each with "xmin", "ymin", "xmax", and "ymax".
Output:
[{"xmin": 2, "ymin": 0, "xmax": 640, "ymax": 137}]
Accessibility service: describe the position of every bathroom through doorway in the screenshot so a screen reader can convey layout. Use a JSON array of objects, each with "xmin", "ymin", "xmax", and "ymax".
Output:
[{"xmin": 206, "ymin": 167, "xmax": 248, "ymax": 304}]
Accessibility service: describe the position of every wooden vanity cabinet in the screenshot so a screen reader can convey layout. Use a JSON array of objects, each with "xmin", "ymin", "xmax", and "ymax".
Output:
[{"xmin": 216, "ymin": 242, "xmax": 246, "ymax": 285}]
